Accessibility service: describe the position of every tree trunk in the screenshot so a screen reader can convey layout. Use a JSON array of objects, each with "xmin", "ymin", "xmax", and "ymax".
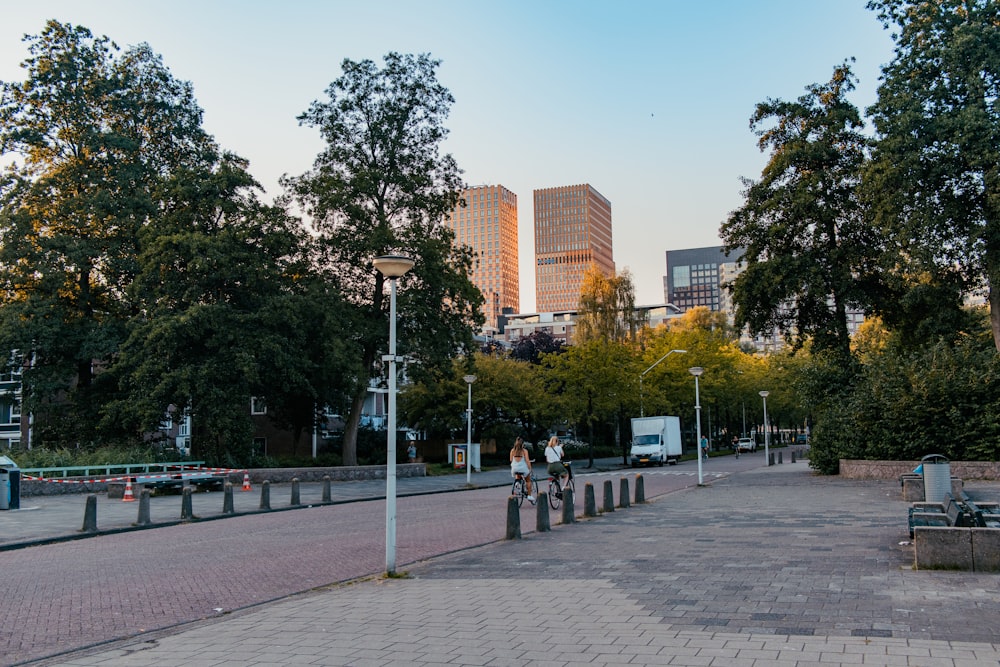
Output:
[{"xmin": 342, "ymin": 386, "xmax": 368, "ymax": 466}]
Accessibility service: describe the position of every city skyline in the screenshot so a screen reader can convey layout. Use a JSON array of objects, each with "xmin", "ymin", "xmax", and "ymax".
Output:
[{"xmin": 0, "ymin": 1, "xmax": 897, "ymax": 310}]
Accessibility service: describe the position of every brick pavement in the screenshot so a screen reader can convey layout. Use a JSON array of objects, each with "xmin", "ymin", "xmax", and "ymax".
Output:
[{"xmin": 29, "ymin": 460, "xmax": 1000, "ymax": 666}]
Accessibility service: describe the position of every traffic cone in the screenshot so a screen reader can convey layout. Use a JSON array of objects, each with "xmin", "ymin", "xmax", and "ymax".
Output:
[
  {"xmin": 241, "ymin": 472, "xmax": 252, "ymax": 492},
  {"xmin": 122, "ymin": 477, "xmax": 136, "ymax": 502}
]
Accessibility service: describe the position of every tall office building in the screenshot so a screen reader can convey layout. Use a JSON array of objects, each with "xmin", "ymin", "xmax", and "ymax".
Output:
[
  {"xmin": 534, "ymin": 184, "xmax": 614, "ymax": 313},
  {"xmin": 663, "ymin": 245, "xmax": 744, "ymax": 313},
  {"xmin": 443, "ymin": 184, "xmax": 519, "ymax": 332}
]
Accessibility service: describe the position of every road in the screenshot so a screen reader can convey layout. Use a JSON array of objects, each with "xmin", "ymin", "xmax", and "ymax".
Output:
[{"xmin": 1, "ymin": 455, "xmax": 764, "ymax": 665}]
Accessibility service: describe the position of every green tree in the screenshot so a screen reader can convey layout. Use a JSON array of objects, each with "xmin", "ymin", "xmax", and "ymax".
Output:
[
  {"xmin": 104, "ymin": 156, "xmax": 323, "ymax": 463},
  {"xmin": 865, "ymin": 0, "xmax": 1000, "ymax": 351},
  {"xmin": 284, "ymin": 52, "xmax": 483, "ymax": 466},
  {"xmin": 721, "ymin": 63, "xmax": 879, "ymax": 358},
  {"xmin": 575, "ymin": 266, "xmax": 639, "ymax": 344},
  {"xmin": 0, "ymin": 21, "xmax": 216, "ymax": 444}
]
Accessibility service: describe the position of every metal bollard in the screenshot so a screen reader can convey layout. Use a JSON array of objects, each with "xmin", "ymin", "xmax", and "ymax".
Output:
[
  {"xmin": 136, "ymin": 489, "xmax": 152, "ymax": 526},
  {"xmin": 603, "ymin": 479, "xmax": 615, "ymax": 513},
  {"xmin": 791, "ymin": 450, "xmax": 796, "ymax": 464},
  {"xmin": 290, "ymin": 478, "xmax": 301, "ymax": 506},
  {"xmin": 584, "ymin": 482, "xmax": 597, "ymax": 517},
  {"xmin": 768, "ymin": 452, "xmax": 774, "ymax": 466},
  {"xmin": 561, "ymin": 486, "xmax": 575, "ymax": 524},
  {"xmin": 778, "ymin": 451, "xmax": 783, "ymax": 464},
  {"xmin": 635, "ymin": 474, "xmax": 646, "ymax": 504},
  {"xmin": 536, "ymin": 492, "xmax": 550, "ymax": 532},
  {"xmin": 181, "ymin": 486, "xmax": 195, "ymax": 521},
  {"xmin": 222, "ymin": 482, "xmax": 234, "ymax": 515},
  {"xmin": 619, "ymin": 477, "xmax": 630, "ymax": 508},
  {"xmin": 506, "ymin": 496, "xmax": 521, "ymax": 539},
  {"xmin": 81, "ymin": 494, "xmax": 98, "ymax": 533},
  {"xmin": 322, "ymin": 475, "xmax": 332, "ymax": 503},
  {"xmin": 259, "ymin": 480, "xmax": 271, "ymax": 510}
]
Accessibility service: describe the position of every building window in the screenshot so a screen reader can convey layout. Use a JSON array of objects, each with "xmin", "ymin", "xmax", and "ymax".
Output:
[
  {"xmin": 251, "ymin": 397, "xmax": 267, "ymax": 415},
  {"xmin": 9, "ymin": 396, "xmax": 20, "ymax": 424}
]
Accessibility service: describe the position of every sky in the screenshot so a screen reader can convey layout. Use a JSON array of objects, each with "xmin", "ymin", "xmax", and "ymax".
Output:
[{"xmin": 0, "ymin": 1, "xmax": 898, "ymax": 311}]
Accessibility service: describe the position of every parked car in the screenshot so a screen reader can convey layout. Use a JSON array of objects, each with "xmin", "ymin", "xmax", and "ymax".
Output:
[{"xmin": 736, "ymin": 437, "xmax": 756, "ymax": 453}]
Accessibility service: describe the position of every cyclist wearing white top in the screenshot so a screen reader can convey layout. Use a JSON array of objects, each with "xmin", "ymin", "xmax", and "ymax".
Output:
[{"xmin": 544, "ymin": 436, "xmax": 568, "ymax": 486}]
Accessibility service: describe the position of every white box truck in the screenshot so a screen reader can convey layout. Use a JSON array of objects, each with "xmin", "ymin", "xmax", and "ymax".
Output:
[{"xmin": 629, "ymin": 416, "xmax": 682, "ymax": 467}]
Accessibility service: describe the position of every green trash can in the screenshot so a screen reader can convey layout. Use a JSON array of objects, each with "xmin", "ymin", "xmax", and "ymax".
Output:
[{"xmin": 921, "ymin": 454, "xmax": 950, "ymax": 503}]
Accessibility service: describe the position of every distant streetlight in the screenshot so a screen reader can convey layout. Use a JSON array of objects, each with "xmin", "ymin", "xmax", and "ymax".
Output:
[
  {"xmin": 759, "ymin": 390, "xmax": 770, "ymax": 466},
  {"xmin": 463, "ymin": 374, "xmax": 476, "ymax": 484},
  {"xmin": 689, "ymin": 367, "xmax": 704, "ymax": 486},
  {"xmin": 373, "ymin": 254, "xmax": 414, "ymax": 575},
  {"xmin": 639, "ymin": 349, "xmax": 687, "ymax": 417}
]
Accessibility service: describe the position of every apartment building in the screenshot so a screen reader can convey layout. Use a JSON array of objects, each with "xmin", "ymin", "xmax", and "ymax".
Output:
[
  {"xmin": 534, "ymin": 184, "xmax": 614, "ymax": 312},
  {"xmin": 443, "ymin": 184, "xmax": 519, "ymax": 333}
]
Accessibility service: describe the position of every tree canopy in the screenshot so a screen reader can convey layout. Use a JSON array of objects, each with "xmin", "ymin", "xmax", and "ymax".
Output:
[
  {"xmin": 284, "ymin": 52, "xmax": 483, "ymax": 465},
  {"xmin": 721, "ymin": 63, "xmax": 878, "ymax": 358},
  {"xmin": 866, "ymin": 0, "xmax": 1000, "ymax": 351}
]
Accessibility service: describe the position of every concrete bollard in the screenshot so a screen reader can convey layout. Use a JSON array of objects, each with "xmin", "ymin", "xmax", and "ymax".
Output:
[
  {"xmin": 584, "ymin": 482, "xmax": 597, "ymax": 517},
  {"xmin": 81, "ymin": 494, "xmax": 98, "ymax": 533},
  {"xmin": 778, "ymin": 451, "xmax": 783, "ymax": 464},
  {"xmin": 259, "ymin": 480, "xmax": 271, "ymax": 510},
  {"xmin": 136, "ymin": 489, "xmax": 152, "ymax": 526},
  {"xmin": 290, "ymin": 478, "xmax": 301, "ymax": 506},
  {"xmin": 222, "ymin": 482, "xmax": 234, "ymax": 515},
  {"xmin": 505, "ymin": 496, "xmax": 521, "ymax": 539},
  {"xmin": 322, "ymin": 475, "xmax": 332, "ymax": 503},
  {"xmin": 603, "ymin": 480, "xmax": 615, "ymax": 513},
  {"xmin": 181, "ymin": 486, "xmax": 195, "ymax": 521},
  {"xmin": 561, "ymin": 486, "xmax": 575, "ymax": 524},
  {"xmin": 635, "ymin": 474, "xmax": 646, "ymax": 504},
  {"xmin": 536, "ymin": 492, "xmax": 551, "ymax": 532},
  {"xmin": 619, "ymin": 477, "xmax": 630, "ymax": 508}
]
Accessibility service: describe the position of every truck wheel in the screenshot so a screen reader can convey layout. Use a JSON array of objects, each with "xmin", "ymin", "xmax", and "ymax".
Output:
[{"xmin": 657, "ymin": 460, "xmax": 664, "ymax": 467}]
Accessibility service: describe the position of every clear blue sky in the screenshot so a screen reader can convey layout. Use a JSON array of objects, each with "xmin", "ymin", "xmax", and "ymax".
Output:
[{"xmin": 1, "ymin": 1, "xmax": 896, "ymax": 311}]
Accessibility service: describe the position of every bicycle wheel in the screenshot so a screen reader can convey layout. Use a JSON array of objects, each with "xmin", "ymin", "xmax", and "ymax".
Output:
[
  {"xmin": 511, "ymin": 478, "xmax": 525, "ymax": 507},
  {"xmin": 548, "ymin": 479, "xmax": 562, "ymax": 510}
]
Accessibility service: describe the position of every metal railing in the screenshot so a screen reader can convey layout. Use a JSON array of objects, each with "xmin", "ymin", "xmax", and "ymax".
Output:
[{"xmin": 19, "ymin": 461, "xmax": 207, "ymax": 479}]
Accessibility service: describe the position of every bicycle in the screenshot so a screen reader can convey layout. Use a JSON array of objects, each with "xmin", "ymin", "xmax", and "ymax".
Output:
[
  {"xmin": 511, "ymin": 472, "xmax": 538, "ymax": 507},
  {"xmin": 547, "ymin": 461, "xmax": 575, "ymax": 510}
]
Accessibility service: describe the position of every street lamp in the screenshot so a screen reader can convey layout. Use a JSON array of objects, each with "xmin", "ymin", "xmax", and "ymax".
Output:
[
  {"xmin": 463, "ymin": 374, "xmax": 476, "ymax": 484},
  {"xmin": 759, "ymin": 390, "xmax": 770, "ymax": 466},
  {"xmin": 639, "ymin": 349, "xmax": 687, "ymax": 417},
  {"xmin": 373, "ymin": 254, "xmax": 414, "ymax": 575},
  {"xmin": 689, "ymin": 367, "xmax": 704, "ymax": 486}
]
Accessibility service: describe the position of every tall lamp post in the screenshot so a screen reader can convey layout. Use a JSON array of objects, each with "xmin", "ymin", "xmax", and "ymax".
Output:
[
  {"xmin": 689, "ymin": 367, "xmax": 704, "ymax": 486},
  {"xmin": 373, "ymin": 254, "xmax": 414, "ymax": 575},
  {"xmin": 759, "ymin": 390, "xmax": 770, "ymax": 466},
  {"xmin": 463, "ymin": 374, "xmax": 476, "ymax": 484},
  {"xmin": 639, "ymin": 349, "xmax": 687, "ymax": 417}
]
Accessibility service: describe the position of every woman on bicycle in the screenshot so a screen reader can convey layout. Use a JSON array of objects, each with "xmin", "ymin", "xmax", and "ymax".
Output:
[
  {"xmin": 509, "ymin": 436, "xmax": 535, "ymax": 504},
  {"xmin": 545, "ymin": 436, "xmax": 569, "ymax": 490}
]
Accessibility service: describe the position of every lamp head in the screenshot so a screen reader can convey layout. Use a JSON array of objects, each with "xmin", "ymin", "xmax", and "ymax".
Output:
[
  {"xmin": 688, "ymin": 367, "xmax": 704, "ymax": 377},
  {"xmin": 373, "ymin": 255, "xmax": 415, "ymax": 279},
  {"xmin": 463, "ymin": 375, "xmax": 477, "ymax": 384},
  {"xmin": 673, "ymin": 349, "xmax": 688, "ymax": 354},
  {"xmin": 759, "ymin": 390, "xmax": 769, "ymax": 398}
]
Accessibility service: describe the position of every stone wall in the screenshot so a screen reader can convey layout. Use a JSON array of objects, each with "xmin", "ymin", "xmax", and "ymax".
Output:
[{"xmin": 840, "ymin": 460, "xmax": 1000, "ymax": 480}]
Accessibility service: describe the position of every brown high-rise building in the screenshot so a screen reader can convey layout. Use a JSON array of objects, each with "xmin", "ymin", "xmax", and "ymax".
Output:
[
  {"xmin": 443, "ymin": 184, "xmax": 519, "ymax": 332},
  {"xmin": 534, "ymin": 183, "xmax": 614, "ymax": 312}
]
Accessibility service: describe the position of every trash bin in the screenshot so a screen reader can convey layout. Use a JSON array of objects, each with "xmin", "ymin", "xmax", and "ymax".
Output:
[
  {"xmin": 0, "ymin": 455, "xmax": 20, "ymax": 511},
  {"xmin": 921, "ymin": 454, "xmax": 950, "ymax": 503}
]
